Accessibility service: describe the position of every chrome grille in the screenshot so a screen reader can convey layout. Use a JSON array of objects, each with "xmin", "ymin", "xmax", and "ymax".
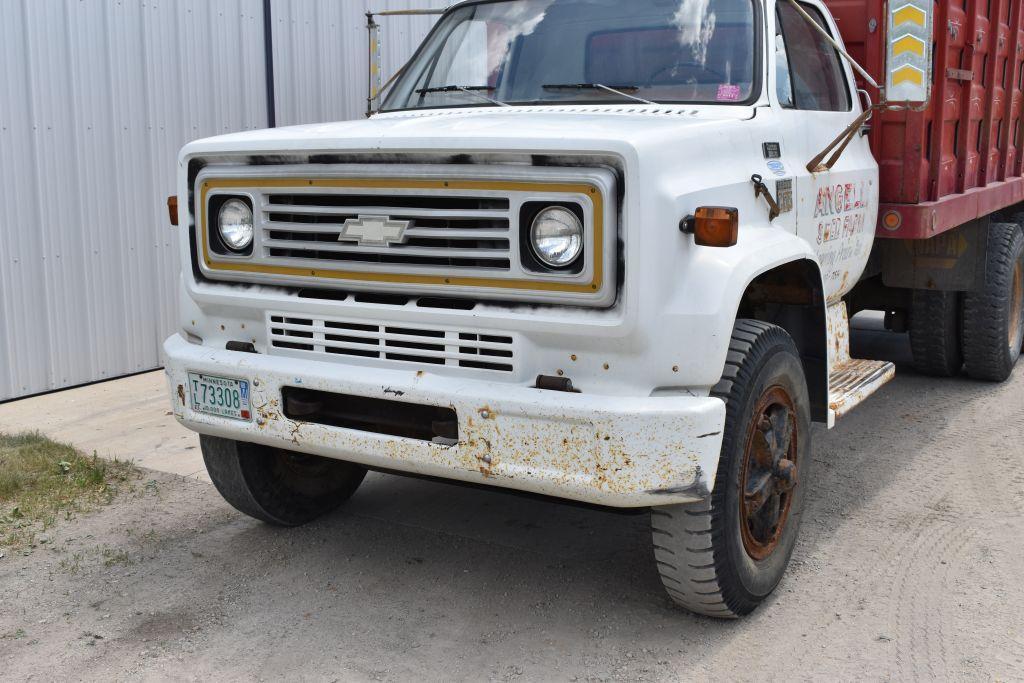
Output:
[
  {"xmin": 263, "ymin": 193, "xmax": 512, "ymax": 270},
  {"xmin": 195, "ymin": 164, "xmax": 618, "ymax": 308},
  {"xmin": 268, "ymin": 314, "xmax": 515, "ymax": 373}
]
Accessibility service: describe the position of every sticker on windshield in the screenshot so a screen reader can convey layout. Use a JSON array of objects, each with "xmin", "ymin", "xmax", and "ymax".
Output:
[{"xmin": 716, "ymin": 84, "xmax": 741, "ymax": 102}]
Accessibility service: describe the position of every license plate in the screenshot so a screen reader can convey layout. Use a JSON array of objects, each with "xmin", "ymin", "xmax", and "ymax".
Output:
[{"xmin": 188, "ymin": 373, "xmax": 252, "ymax": 421}]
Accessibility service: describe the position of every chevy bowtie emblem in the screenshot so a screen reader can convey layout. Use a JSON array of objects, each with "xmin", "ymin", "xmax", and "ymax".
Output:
[{"xmin": 338, "ymin": 215, "xmax": 411, "ymax": 246}]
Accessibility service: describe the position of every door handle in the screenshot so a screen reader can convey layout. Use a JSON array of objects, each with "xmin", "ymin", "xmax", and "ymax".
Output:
[
  {"xmin": 751, "ymin": 174, "xmax": 781, "ymax": 222},
  {"xmin": 857, "ymin": 88, "xmax": 873, "ymax": 136}
]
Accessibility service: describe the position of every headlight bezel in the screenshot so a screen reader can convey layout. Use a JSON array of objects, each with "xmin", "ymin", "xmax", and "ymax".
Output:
[
  {"xmin": 210, "ymin": 194, "xmax": 255, "ymax": 256},
  {"xmin": 520, "ymin": 202, "xmax": 586, "ymax": 274}
]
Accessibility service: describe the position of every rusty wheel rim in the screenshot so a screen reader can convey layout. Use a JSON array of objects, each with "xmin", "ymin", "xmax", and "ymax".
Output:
[
  {"xmin": 738, "ymin": 386, "xmax": 799, "ymax": 561},
  {"xmin": 1010, "ymin": 258, "xmax": 1024, "ymax": 353}
]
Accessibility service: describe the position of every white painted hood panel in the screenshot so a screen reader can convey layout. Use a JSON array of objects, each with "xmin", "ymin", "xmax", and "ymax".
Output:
[{"xmin": 180, "ymin": 105, "xmax": 755, "ymax": 159}]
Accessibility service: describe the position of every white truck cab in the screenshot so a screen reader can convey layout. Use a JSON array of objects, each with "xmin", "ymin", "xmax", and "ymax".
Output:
[{"xmin": 164, "ymin": 0, "xmax": 901, "ymax": 618}]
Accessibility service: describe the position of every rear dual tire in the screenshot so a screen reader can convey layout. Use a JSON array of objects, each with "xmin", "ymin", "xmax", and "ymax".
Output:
[
  {"xmin": 908, "ymin": 222, "xmax": 1024, "ymax": 381},
  {"xmin": 961, "ymin": 222, "xmax": 1024, "ymax": 381},
  {"xmin": 909, "ymin": 289, "xmax": 963, "ymax": 377}
]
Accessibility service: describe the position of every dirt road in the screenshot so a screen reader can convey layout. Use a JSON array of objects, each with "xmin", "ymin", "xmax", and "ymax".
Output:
[{"xmin": 2, "ymin": 325, "xmax": 1023, "ymax": 681}]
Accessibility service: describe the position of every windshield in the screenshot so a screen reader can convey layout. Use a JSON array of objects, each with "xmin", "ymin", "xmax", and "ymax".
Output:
[{"xmin": 382, "ymin": 0, "xmax": 758, "ymax": 111}]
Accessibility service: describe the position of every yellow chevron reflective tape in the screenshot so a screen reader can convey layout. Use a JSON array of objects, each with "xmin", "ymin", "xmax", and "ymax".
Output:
[
  {"xmin": 887, "ymin": 0, "xmax": 932, "ymax": 102},
  {"xmin": 893, "ymin": 4, "xmax": 927, "ymax": 27},
  {"xmin": 892, "ymin": 64, "xmax": 925, "ymax": 85},
  {"xmin": 892, "ymin": 34, "xmax": 926, "ymax": 57}
]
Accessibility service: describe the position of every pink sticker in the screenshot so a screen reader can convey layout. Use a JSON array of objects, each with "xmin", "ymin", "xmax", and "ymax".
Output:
[{"xmin": 716, "ymin": 84, "xmax": 741, "ymax": 102}]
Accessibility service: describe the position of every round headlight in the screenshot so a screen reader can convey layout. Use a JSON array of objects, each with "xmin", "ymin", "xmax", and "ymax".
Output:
[
  {"xmin": 217, "ymin": 198, "xmax": 254, "ymax": 252},
  {"xmin": 530, "ymin": 207, "xmax": 583, "ymax": 268}
]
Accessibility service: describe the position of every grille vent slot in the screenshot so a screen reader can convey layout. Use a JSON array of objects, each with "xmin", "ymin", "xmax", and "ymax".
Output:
[
  {"xmin": 268, "ymin": 314, "xmax": 515, "ymax": 373},
  {"xmin": 263, "ymin": 193, "xmax": 512, "ymax": 270}
]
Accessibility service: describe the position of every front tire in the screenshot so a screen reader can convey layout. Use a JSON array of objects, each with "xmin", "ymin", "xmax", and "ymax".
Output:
[
  {"xmin": 201, "ymin": 435, "xmax": 367, "ymax": 526},
  {"xmin": 652, "ymin": 320, "xmax": 810, "ymax": 618}
]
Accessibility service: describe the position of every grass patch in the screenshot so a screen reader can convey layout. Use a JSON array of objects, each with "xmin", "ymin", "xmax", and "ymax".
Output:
[
  {"xmin": 101, "ymin": 546, "xmax": 134, "ymax": 567},
  {"xmin": 0, "ymin": 432, "xmax": 137, "ymax": 549}
]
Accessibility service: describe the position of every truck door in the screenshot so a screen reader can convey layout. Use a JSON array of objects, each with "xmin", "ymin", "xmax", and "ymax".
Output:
[{"xmin": 772, "ymin": 0, "xmax": 878, "ymax": 303}]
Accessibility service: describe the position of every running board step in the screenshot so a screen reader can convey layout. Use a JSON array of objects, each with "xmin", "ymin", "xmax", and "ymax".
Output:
[
  {"xmin": 826, "ymin": 302, "xmax": 895, "ymax": 428},
  {"xmin": 828, "ymin": 359, "xmax": 895, "ymax": 427}
]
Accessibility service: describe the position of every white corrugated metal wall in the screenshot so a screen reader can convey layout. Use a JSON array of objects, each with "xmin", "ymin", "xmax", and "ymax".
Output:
[
  {"xmin": 0, "ymin": 0, "xmax": 447, "ymax": 401},
  {"xmin": 271, "ymin": 0, "xmax": 449, "ymax": 125}
]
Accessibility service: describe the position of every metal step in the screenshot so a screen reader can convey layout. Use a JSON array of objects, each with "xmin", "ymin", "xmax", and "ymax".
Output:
[
  {"xmin": 828, "ymin": 358, "xmax": 895, "ymax": 427},
  {"xmin": 826, "ymin": 302, "xmax": 895, "ymax": 427}
]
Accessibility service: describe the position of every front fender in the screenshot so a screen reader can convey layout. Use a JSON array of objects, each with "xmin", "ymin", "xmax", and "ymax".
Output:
[{"xmin": 663, "ymin": 226, "xmax": 824, "ymax": 390}]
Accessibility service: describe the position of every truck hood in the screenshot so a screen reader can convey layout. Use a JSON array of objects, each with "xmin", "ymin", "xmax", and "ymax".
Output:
[{"xmin": 180, "ymin": 105, "xmax": 756, "ymax": 161}]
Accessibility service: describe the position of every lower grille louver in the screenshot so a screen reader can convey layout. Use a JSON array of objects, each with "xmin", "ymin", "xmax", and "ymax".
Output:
[{"xmin": 268, "ymin": 314, "xmax": 515, "ymax": 373}]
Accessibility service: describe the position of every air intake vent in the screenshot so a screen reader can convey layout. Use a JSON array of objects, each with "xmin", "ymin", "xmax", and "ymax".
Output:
[
  {"xmin": 263, "ymin": 193, "xmax": 512, "ymax": 270},
  {"xmin": 268, "ymin": 314, "xmax": 515, "ymax": 373}
]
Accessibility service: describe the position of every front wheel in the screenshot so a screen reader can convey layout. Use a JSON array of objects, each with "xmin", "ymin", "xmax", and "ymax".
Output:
[
  {"xmin": 201, "ymin": 435, "xmax": 367, "ymax": 526},
  {"xmin": 652, "ymin": 320, "xmax": 810, "ymax": 618}
]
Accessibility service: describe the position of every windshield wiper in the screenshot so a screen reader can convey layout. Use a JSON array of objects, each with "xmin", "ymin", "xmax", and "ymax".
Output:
[
  {"xmin": 542, "ymin": 83, "xmax": 656, "ymax": 105},
  {"xmin": 415, "ymin": 85, "xmax": 510, "ymax": 107}
]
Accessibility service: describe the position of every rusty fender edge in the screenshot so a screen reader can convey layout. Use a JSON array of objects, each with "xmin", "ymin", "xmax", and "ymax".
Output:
[{"xmin": 163, "ymin": 334, "xmax": 726, "ymax": 508}]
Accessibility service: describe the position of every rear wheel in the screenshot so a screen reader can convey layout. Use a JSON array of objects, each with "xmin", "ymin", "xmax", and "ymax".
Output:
[
  {"xmin": 652, "ymin": 320, "xmax": 810, "ymax": 618},
  {"xmin": 201, "ymin": 435, "xmax": 367, "ymax": 526},
  {"xmin": 909, "ymin": 289, "xmax": 962, "ymax": 377},
  {"xmin": 961, "ymin": 222, "xmax": 1024, "ymax": 381}
]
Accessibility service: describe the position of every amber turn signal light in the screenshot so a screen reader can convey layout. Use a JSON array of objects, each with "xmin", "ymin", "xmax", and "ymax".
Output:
[
  {"xmin": 167, "ymin": 195, "xmax": 179, "ymax": 226},
  {"xmin": 680, "ymin": 206, "xmax": 739, "ymax": 247}
]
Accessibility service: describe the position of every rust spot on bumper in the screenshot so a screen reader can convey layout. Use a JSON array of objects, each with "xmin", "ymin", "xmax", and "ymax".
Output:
[{"xmin": 646, "ymin": 466, "xmax": 710, "ymax": 499}]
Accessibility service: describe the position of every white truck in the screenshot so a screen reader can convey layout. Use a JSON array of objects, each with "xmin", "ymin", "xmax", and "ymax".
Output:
[{"xmin": 165, "ymin": 0, "xmax": 1024, "ymax": 617}]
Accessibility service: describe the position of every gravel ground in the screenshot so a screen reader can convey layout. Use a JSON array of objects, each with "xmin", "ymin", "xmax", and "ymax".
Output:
[{"xmin": 1, "ymin": 327, "xmax": 1023, "ymax": 681}]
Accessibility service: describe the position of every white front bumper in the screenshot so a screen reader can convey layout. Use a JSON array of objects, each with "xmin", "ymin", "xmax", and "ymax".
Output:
[{"xmin": 163, "ymin": 334, "xmax": 725, "ymax": 508}]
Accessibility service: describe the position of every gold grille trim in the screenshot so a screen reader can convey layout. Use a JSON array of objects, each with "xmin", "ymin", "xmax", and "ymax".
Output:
[{"xmin": 198, "ymin": 177, "xmax": 604, "ymax": 294}]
